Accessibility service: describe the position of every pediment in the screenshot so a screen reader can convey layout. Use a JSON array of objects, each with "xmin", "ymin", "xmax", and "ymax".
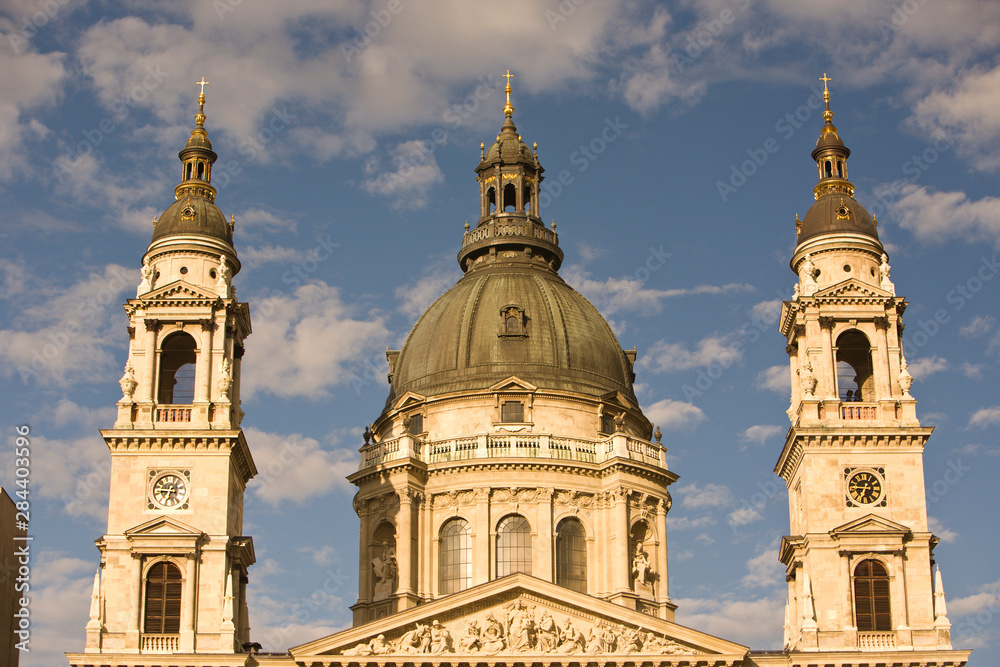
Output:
[
  {"xmin": 391, "ymin": 391, "xmax": 427, "ymax": 412},
  {"xmin": 125, "ymin": 515, "xmax": 204, "ymax": 538},
  {"xmin": 291, "ymin": 574, "xmax": 747, "ymax": 659},
  {"xmin": 489, "ymin": 376, "xmax": 538, "ymax": 393},
  {"xmin": 830, "ymin": 513, "xmax": 912, "ymax": 538},
  {"xmin": 140, "ymin": 280, "xmax": 221, "ymax": 303},
  {"xmin": 813, "ymin": 278, "xmax": 890, "ymax": 299}
]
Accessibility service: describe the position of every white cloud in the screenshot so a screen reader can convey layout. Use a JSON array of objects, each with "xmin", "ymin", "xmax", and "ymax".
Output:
[
  {"xmin": 741, "ymin": 544, "xmax": 784, "ymax": 589},
  {"xmin": 242, "ymin": 282, "xmax": 390, "ymax": 399},
  {"xmin": 0, "ymin": 263, "xmax": 132, "ymax": 388},
  {"xmin": 955, "ymin": 443, "xmax": 1000, "ymax": 457},
  {"xmin": 928, "ymin": 516, "xmax": 957, "ymax": 543},
  {"xmin": 395, "ymin": 267, "xmax": 460, "ymax": 319},
  {"xmin": 907, "ymin": 355, "xmax": 948, "ymax": 378},
  {"xmin": 666, "ymin": 514, "xmax": 716, "ymax": 531},
  {"xmin": 245, "ymin": 427, "xmax": 357, "ymax": 505},
  {"xmin": 969, "ymin": 406, "xmax": 1000, "ymax": 429},
  {"xmin": 728, "ymin": 505, "xmax": 763, "ymax": 527},
  {"xmin": 949, "ymin": 578, "xmax": 1000, "ymax": 619},
  {"xmin": 738, "ymin": 424, "xmax": 783, "ymax": 449},
  {"xmin": 643, "ymin": 398, "xmax": 706, "ymax": 431},
  {"xmin": 25, "ymin": 432, "xmax": 110, "ymax": 521},
  {"xmin": 300, "ymin": 545, "xmax": 339, "ymax": 566},
  {"xmin": 960, "ymin": 315, "xmax": 995, "ymax": 337},
  {"xmin": 641, "ymin": 334, "xmax": 742, "ymax": 374},
  {"xmin": 890, "ymin": 183, "xmax": 1000, "ymax": 247},
  {"xmin": 754, "ymin": 364, "xmax": 788, "ymax": 393},
  {"xmin": 361, "ymin": 139, "xmax": 444, "ymax": 209},
  {"xmin": 240, "ymin": 244, "xmax": 304, "ymax": 268},
  {"xmin": 960, "ymin": 362, "xmax": 983, "ymax": 379},
  {"xmin": 674, "ymin": 593, "xmax": 783, "ymax": 648},
  {"xmin": 678, "ymin": 482, "xmax": 733, "ymax": 509},
  {"xmin": 20, "ymin": 552, "xmax": 94, "ymax": 667}
]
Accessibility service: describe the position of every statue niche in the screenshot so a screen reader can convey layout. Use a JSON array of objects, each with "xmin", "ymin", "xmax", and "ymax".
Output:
[
  {"xmin": 630, "ymin": 520, "xmax": 657, "ymax": 591},
  {"xmin": 371, "ymin": 522, "xmax": 398, "ymax": 601}
]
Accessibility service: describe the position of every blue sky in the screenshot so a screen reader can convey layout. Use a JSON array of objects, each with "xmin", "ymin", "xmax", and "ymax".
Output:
[{"xmin": 2, "ymin": 1, "xmax": 999, "ymax": 664}]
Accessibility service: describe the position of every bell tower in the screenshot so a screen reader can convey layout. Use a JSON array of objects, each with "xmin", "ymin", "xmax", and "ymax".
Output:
[
  {"xmin": 775, "ymin": 77, "xmax": 958, "ymax": 656},
  {"xmin": 86, "ymin": 80, "xmax": 257, "ymax": 656}
]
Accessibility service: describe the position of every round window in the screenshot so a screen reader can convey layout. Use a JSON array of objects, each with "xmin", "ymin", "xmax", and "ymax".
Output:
[{"xmin": 179, "ymin": 266, "xmax": 188, "ymax": 275}]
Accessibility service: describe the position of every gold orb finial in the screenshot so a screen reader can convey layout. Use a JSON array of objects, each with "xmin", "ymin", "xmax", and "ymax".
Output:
[
  {"xmin": 195, "ymin": 77, "xmax": 210, "ymax": 126},
  {"xmin": 819, "ymin": 72, "xmax": 833, "ymax": 122},
  {"xmin": 502, "ymin": 69, "xmax": 514, "ymax": 117}
]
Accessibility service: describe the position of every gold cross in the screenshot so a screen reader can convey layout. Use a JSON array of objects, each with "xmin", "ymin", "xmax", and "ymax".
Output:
[
  {"xmin": 196, "ymin": 77, "xmax": 210, "ymax": 95},
  {"xmin": 503, "ymin": 69, "xmax": 514, "ymax": 86},
  {"xmin": 819, "ymin": 73, "xmax": 832, "ymax": 91}
]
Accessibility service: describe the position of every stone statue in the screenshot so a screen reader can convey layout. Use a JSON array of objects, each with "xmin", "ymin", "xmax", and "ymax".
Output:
[
  {"xmin": 536, "ymin": 610, "xmax": 558, "ymax": 653},
  {"xmin": 506, "ymin": 600, "xmax": 533, "ymax": 652},
  {"xmin": 480, "ymin": 613, "xmax": 505, "ymax": 654},
  {"xmin": 429, "ymin": 620, "xmax": 453, "ymax": 654},
  {"xmin": 798, "ymin": 360, "xmax": 817, "ymax": 397},
  {"xmin": 799, "ymin": 254, "xmax": 818, "ymax": 296},
  {"xmin": 613, "ymin": 411, "xmax": 625, "ymax": 432},
  {"xmin": 457, "ymin": 619, "xmax": 481, "ymax": 653},
  {"xmin": 398, "ymin": 623, "xmax": 431, "ymax": 654},
  {"xmin": 556, "ymin": 617, "xmax": 585, "ymax": 654},
  {"xmin": 631, "ymin": 543, "xmax": 653, "ymax": 586},
  {"xmin": 372, "ymin": 542, "xmax": 397, "ymax": 585},
  {"xmin": 217, "ymin": 357, "xmax": 233, "ymax": 398},
  {"xmin": 119, "ymin": 360, "xmax": 137, "ymax": 400},
  {"xmin": 138, "ymin": 258, "xmax": 155, "ymax": 296},
  {"xmin": 216, "ymin": 254, "xmax": 231, "ymax": 296},
  {"xmin": 879, "ymin": 253, "xmax": 895, "ymax": 295}
]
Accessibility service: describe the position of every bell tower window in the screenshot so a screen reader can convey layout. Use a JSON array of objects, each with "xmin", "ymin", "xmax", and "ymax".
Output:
[
  {"xmin": 157, "ymin": 332, "xmax": 197, "ymax": 404},
  {"xmin": 836, "ymin": 330, "xmax": 874, "ymax": 401},
  {"xmin": 197, "ymin": 162, "xmax": 205, "ymax": 179},
  {"xmin": 854, "ymin": 559, "xmax": 892, "ymax": 631},
  {"xmin": 556, "ymin": 517, "xmax": 587, "ymax": 593},
  {"xmin": 143, "ymin": 561, "xmax": 182, "ymax": 634},
  {"xmin": 487, "ymin": 186, "xmax": 496, "ymax": 214},
  {"xmin": 496, "ymin": 514, "xmax": 531, "ymax": 577},
  {"xmin": 503, "ymin": 183, "xmax": 516, "ymax": 211}
]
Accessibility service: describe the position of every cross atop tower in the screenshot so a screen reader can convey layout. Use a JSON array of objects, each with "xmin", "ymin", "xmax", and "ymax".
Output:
[
  {"xmin": 503, "ymin": 69, "xmax": 514, "ymax": 117},
  {"xmin": 196, "ymin": 77, "xmax": 210, "ymax": 96}
]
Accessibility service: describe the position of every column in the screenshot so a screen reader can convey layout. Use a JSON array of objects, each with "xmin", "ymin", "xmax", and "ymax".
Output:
[
  {"xmin": 819, "ymin": 317, "xmax": 836, "ymax": 399},
  {"xmin": 127, "ymin": 553, "xmax": 141, "ymax": 649},
  {"xmin": 613, "ymin": 487, "xmax": 630, "ymax": 593},
  {"xmin": 195, "ymin": 320, "xmax": 214, "ymax": 403},
  {"xmin": 875, "ymin": 317, "xmax": 892, "ymax": 398},
  {"xmin": 473, "ymin": 488, "xmax": 490, "ymax": 586},
  {"xmin": 396, "ymin": 489, "xmax": 414, "ymax": 597},
  {"xmin": 656, "ymin": 497, "xmax": 670, "ymax": 604},
  {"xmin": 356, "ymin": 501, "xmax": 370, "ymax": 605},
  {"xmin": 143, "ymin": 321, "xmax": 158, "ymax": 403},
  {"xmin": 537, "ymin": 489, "xmax": 553, "ymax": 581},
  {"xmin": 179, "ymin": 553, "xmax": 197, "ymax": 651}
]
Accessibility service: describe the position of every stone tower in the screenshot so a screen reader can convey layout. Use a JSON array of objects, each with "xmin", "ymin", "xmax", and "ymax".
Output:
[
  {"xmin": 775, "ymin": 78, "xmax": 957, "ymax": 656},
  {"xmin": 349, "ymin": 76, "xmax": 677, "ymax": 624},
  {"xmin": 85, "ymin": 83, "xmax": 257, "ymax": 655}
]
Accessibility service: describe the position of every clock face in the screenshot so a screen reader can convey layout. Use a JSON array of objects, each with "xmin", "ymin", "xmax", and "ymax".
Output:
[
  {"xmin": 151, "ymin": 472, "xmax": 189, "ymax": 508},
  {"xmin": 847, "ymin": 470, "xmax": 883, "ymax": 505}
]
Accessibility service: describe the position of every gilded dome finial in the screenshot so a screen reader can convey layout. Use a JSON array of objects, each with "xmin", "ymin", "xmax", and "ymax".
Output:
[
  {"xmin": 195, "ymin": 77, "xmax": 210, "ymax": 127},
  {"xmin": 502, "ymin": 69, "xmax": 514, "ymax": 117},
  {"xmin": 819, "ymin": 72, "xmax": 833, "ymax": 123}
]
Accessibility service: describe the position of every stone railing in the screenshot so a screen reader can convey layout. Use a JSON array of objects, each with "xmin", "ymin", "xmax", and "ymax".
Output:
[
  {"xmin": 840, "ymin": 402, "xmax": 879, "ymax": 420},
  {"xmin": 141, "ymin": 633, "xmax": 179, "ymax": 653},
  {"xmin": 155, "ymin": 406, "xmax": 192, "ymax": 422},
  {"xmin": 857, "ymin": 631, "xmax": 896, "ymax": 650},
  {"xmin": 359, "ymin": 432, "xmax": 664, "ymax": 470}
]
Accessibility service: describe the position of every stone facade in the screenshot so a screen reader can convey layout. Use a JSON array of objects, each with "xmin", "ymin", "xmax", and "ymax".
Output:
[{"xmin": 67, "ymin": 80, "xmax": 970, "ymax": 667}]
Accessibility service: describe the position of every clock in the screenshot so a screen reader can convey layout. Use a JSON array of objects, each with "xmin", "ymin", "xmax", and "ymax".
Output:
[
  {"xmin": 149, "ymin": 470, "xmax": 190, "ymax": 509},
  {"xmin": 845, "ymin": 467, "xmax": 885, "ymax": 506}
]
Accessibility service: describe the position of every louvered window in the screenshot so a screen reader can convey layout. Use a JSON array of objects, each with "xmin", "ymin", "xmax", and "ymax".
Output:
[
  {"xmin": 144, "ymin": 562, "xmax": 182, "ymax": 634},
  {"xmin": 854, "ymin": 559, "xmax": 892, "ymax": 631}
]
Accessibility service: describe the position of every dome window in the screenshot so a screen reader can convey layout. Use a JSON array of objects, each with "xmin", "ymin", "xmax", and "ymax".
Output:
[
  {"xmin": 499, "ymin": 305, "xmax": 527, "ymax": 338},
  {"xmin": 501, "ymin": 400, "xmax": 524, "ymax": 423},
  {"xmin": 503, "ymin": 183, "xmax": 517, "ymax": 211},
  {"xmin": 181, "ymin": 205, "xmax": 196, "ymax": 220}
]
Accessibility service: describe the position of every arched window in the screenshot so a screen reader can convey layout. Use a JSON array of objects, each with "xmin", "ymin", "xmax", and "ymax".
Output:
[
  {"xmin": 197, "ymin": 162, "xmax": 205, "ymax": 179},
  {"xmin": 523, "ymin": 185, "xmax": 532, "ymax": 213},
  {"xmin": 824, "ymin": 160, "xmax": 833, "ymax": 178},
  {"xmin": 556, "ymin": 518, "xmax": 587, "ymax": 593},
  {"xmin": 185, "ymin": 163, "xmax": 193, "ymax": 180},
  {"xmin": 854, "ymin": 559, "xmax": 891, "ymax": 631},
  {"xmin": 144, "ymin": 561, "xmax": 182, "ymax": 634},
  {"xmin": 836, "ymin": 330, "xmax": 874, "ymax": 401},
  {"xmin": 496, "ymin": 514, "xmax": 531, "ymax": 577},
  {"xmin": 487, "ymin": 187, "xmax": 496, "ymax": 214},
  {"xmin": 439, "ymin": 518, "xmax": 471, "ymax": 594},
  {"xmin": 157, "ymin": 333, "xmax": 197, "ymax": 404},
  {"xmin": 503, "ymin": 183, "xmax": 517, "ymax": 211}
]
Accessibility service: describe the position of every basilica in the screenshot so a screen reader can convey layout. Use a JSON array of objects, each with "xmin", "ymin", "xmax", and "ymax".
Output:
[{"xmin": 66, "ymin": 76, "xmax": 972, "ymax": 667}]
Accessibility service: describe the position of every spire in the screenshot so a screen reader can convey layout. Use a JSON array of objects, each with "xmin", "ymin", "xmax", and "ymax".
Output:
[
  {"xmin": 810, "ymin": 73, "xmax": 853, "ymax": 200},
  {"xmin": 176, "ymin": 77, "xmax": 218, "ymax": 202},
  {"xmin": 503, "ymin": 69, "xmax": 515, "ymax": 118}
]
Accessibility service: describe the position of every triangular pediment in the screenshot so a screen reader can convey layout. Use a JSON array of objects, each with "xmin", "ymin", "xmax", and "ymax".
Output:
[
  {"xmin": 489, "ymin": 376, "xmax": 538, "ymax": 393},
  {"xmin": 124, "ymin": 515, "xmax": 204, "ymax": 537},
  {"xmin": 391, "ymin": 391, "xmax": 427, "ymax": 412},
  {"xmin": 291, "ymin": 574, "xmax": 747, "ymax": 659},
  {"xmin": 813, "ymin": 278, "xmax": 890, "ymax": 299},
  {"xmin": 139, "ymin": 280, "xmax": 221, "ymax": 303},
  {"xmin": 831, "ymin": 513, "xmax": 912, "ymax": 537}
]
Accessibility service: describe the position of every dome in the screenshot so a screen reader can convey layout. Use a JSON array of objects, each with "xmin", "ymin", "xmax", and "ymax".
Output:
[
  {"xmin": 152, "ymin": 196, "xmax": 232, "ymax": 244},
  {"xmin": 798, "ymin": 193, "xmax": 878, "ymax": 245},
  {"xmin": 385, "ymin": 263, "xmax": 636, "ymax": 411},
  {"xmin": 482, "ymin": 118, "xmax": 534, "ymax": 164}
]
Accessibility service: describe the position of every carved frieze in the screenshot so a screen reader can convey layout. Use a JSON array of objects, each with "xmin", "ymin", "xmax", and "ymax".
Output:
[{"xmin": 355, "ymin": 491, "xmax": 400, "ymax": 517}]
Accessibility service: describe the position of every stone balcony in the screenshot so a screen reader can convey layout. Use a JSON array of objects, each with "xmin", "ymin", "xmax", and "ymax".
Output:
[{"xmin": 358, "ymin": 432, "xmax": 665, "ymax": 470}]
